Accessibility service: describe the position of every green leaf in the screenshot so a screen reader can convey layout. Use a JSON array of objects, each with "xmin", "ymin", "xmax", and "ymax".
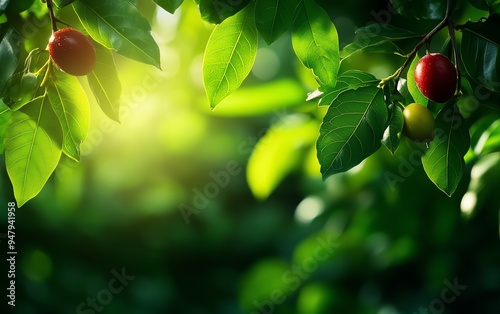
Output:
[
  {"xmin": 4, "ymin": 95, "xmax": 62, "ymax": 206},
  {"xmin": 255, "ymin": 0, "xmax": 299, "ymax": 45},
  {"xmin": 407, "ymin": 54, "xmax": 428, "ymax": 106},
  {"xmin": 73, "ymin": 0, "xmax": 161, "ymax": 68},
  {"xmin": 0, "ymin": 28, "xmax": 19, "ymax": 95},
  {"xmin": 422, "ymin": 105, "xmax": 470, "ymax": 196},
  {"xmin": 460, "ymin": 14, "xmax": 500, "ymax": 92},
  {"xmin": 203, "ymin": 2, "xmax": 258, "ymax": 108},
  {"xmin": 316, "ymin": 70, "xmax": 378, "ymax": 106},
  {"xmin": 87, "ymin": 44, "xmax": 122, "ymax": 122},
  {"xmin": 247, "ymin": 115, "xmax": 318, "ymax": 200},
  {"xmin": 47, "ymin": 71, "xmax": 90, "ymax": 161},
  {"xmin": 153, "ymin": 0, "xmax": 183, "ymax": 13},
  {"xmin": 195, "ymin": 0, "xmax": 251, "ymax": 24},
  {"xmin": 381, "ymin": 103, "xmax": 403, "ymax": 154},
  {"xmin": 460, "ymin": 14, "xmax": 500, "ymax": 47},
  {"xmin": 0, "ymin": 101, "xmax": 12, "ymax": 154},
  {"xmin": 292, "ymin": 0, "xmax": 339, "ymax": 88},
  {"xmin": 317, "ymin": 86, "xmax": 388, "ymax": 178}
]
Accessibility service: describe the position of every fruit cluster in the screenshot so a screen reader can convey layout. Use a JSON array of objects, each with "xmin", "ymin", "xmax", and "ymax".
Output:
[{"xmin": 402, "ymin": 53, "xmax": 458, "ymax": 143}]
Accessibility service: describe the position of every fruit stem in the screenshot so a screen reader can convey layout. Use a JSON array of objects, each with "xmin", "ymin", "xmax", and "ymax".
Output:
[
  {"xmin": 35, "ymin": 59, "xmax": 50, "ymax": 77},
  {"xmin": 448, "ymin": 20, "xmax": 461, "ymax": 95},
  {"xmin": 378, "ymin": 0, "xmax": 453, "ymax": 88},
  {"xmin": 40, "ymin": 61, "xmax": 53, "ymax": 88},
  {"xmin": 46, "ymin": 0, "xmax": 58, "ymax": 33}
]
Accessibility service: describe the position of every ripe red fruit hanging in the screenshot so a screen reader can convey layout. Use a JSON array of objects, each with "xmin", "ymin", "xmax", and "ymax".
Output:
[
  {"xmin": 48, "ymin": 28, "xmax": 96, "ymax": 76},
  {"xmin": 414, "ymin": 53, "xmax": 457, "ymax": 103}
]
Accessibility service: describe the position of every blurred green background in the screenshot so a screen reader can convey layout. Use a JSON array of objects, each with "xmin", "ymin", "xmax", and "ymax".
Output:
[{"xmin": 1, "ymin": 0, "xmax": 500, "ymax": 313}]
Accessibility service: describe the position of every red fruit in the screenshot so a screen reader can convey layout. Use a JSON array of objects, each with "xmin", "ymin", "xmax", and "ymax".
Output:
[
  {"xmin": 414, "ymin": 53, "xmax": 457, "ymax": 103},
  {"xmin": 48, "ymin": 28, "xmax": 96, "ymax": 76}
]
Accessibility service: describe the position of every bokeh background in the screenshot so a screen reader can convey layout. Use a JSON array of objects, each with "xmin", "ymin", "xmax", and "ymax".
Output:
[{"xmin": 1, "ymin": 0, "xmax": 500, "ymax": 313}]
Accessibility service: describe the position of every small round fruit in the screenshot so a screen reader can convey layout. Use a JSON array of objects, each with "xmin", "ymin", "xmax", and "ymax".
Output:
[
  {"xmin": 414, "ymin": 53, "xmax": 457, "ymax": 103},
  {"xmin": 402, "ymin": 103, "xmax": 435, "ymax": 142},
  {"xmin": 48, "ymin": 28, "xmax": 96, "ymax": 76}
]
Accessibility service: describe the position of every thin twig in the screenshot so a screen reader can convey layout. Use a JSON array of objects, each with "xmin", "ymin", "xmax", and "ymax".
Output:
[
  {"xmin": 46, "ymin": 0, "xmax": 58, "ymax": 32},
  {"xmin": 378, "ymin": 0, "xmax": 453, "ymax": 88},
  {"xmin": 448, "ymin": 20, "xmax": 461, "ymax": 95}
]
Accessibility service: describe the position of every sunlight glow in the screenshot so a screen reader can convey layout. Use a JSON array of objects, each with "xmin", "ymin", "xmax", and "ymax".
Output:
[
  {"xmin": 252, "ymin": 48, "xmax": 281, "ymax": 80},
  {"xmin": 461, "ymin": 192, "xmax": 477, "ymax": 216},
  {"xmin": 295, "ymin": 196, "xmax": 325, "ymax": 224}
]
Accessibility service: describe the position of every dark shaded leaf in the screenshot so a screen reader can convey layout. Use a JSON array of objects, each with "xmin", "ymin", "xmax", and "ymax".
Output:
[
  {"xmin": 460, "ymin": 15, "xmax": 500, "ymax": 92},
  {"xmin": 255, "ymin": 0, "xmax": 300, "ymax": 44},
  {"xmin": 154, "ymin": 0, "xmax": 183, "ymax": 13},
  {"xmin": 194, "ymin": 0, "xmax": 251, "ymax": 24}
]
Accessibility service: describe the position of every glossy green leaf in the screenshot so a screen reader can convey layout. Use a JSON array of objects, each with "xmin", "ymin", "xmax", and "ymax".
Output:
[
  {"xmin": 317, "ymin": 86, "xmax": 388, "ymax": 178},
  {"xmin": 73, "ymin": 0, "xmax": 161, "ymax": 68},
  {"xmin": 255, "ymin": 0, "xmax": 299, "ymax": 44},
  {"xmin": 87, "ymin": 44, "xmax": 122, "ymax": 122},
  {"xmin": 4, "ymin": 95, "xmax": 62, "ymax": 206},
  {"xmin": 247, "ymin": 115, "xmax": 318, "ymax": 200},
  {"xmin": 154, "ymin": 0, "xmax": 183, "ymax": 13},
  {"xmin": 0, "ymin": 28, "xmax": 19, "ymax": 95},
  {"xmin": 212, "ymin": 79, "xmax": 306, "ymax": 116},
  {"xmin": 422, "ymin": 105, "xmax": 470, "ymax": 196},
  {"xmin": 203, "ymin": 2, "xmax": 258, "ymax": 108},
  {"xmin": 407, "ymin": 54, "xmax": 429, "ymax": 106},
  {"xmin": 195, "ymin": 0, "xmax": 251, "ymax": 24},
  {"xmin": 0, "ymin": 101, "xmax": 11, "ymax": 154},
  {"xmin": 381, "ymin": 103, "xmax": 403, "ymax": 154},
  {"xmin": 460, "ymin": 15, "xmax": 500, "ymax": 92},
  {"xmin": 316, "ymin": 70, "xmax": 378, "ymax": 106},
  {"xmin": 292, "ymin": 0, "xmax": 339, "ymax": 88},
  {"xmin": 47, "ymin": 71, "xmax": 90, "ymax": 161}
]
